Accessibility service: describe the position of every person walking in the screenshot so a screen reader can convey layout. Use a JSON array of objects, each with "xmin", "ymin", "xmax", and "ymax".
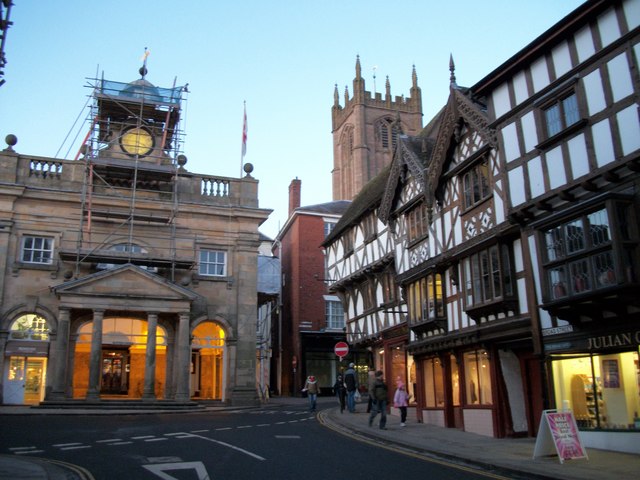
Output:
[
  {"xmin": 303, "ymin": 375, "xmax": 321, "ymax": 412},
  {"xmin": 333, "ymin": 374, "xmax": 347, "ymax": 413},
  {"xmin": 344, "ymin": 363, "xmax": 358, "ymax": 413},
  {"xmin": 366, "ymin": 368, "xmax": 376, "ymax": 413},
  {"xmin": 368, "ymin": 370, "xmax": 389, "ymax": 429},
  {"xmin": 393, "ymin": 381, "xmax": 410, "ymax": 426}
]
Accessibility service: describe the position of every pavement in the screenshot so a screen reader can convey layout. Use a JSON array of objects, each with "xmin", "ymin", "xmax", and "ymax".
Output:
[{"xmin": 1, "ymin": 396, "xmax": 639, "ymax": 480}]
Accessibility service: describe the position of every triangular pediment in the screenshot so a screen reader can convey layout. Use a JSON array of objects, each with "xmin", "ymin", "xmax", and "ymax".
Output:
[
  {"xmin": 426, "ymin": 87, "xmax": 497, "ymax": 209},
  {"xmin": 52, "ymin": 264, "xmax": 198, "ymax": 312}
]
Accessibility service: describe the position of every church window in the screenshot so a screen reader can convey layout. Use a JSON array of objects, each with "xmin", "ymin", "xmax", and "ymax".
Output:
[
  {"xmin": 21, "ymin": 236, "xmax": 53, "ymax": 264},
  {"xmin": 376, "ymin": 117, "xmax": 397, "ymax": 150}
]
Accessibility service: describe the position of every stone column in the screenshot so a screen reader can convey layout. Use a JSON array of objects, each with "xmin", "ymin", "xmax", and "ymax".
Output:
[
  {"xmin": 86, "ymin": 309, "xmax": 104, "ymax": 400},
  {"xmin": 142, "ymin": 312, "xmax": 158, "ymax": 401},
  {"xmin": 48, "ymin": 308, "xmax": 70, "ymax": 400},
  {"xmin": 174, "ymin": 312, "xmax": 191, "ymax": 402}
]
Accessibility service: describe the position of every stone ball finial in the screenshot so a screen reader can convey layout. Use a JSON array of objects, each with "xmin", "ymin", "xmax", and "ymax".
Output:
[
  {"xmin": 177, "ymin": 154, "xmax": 187, "ymax": 168},
  {"xmin": 5, "ymin": 134, "xmax": 17, "ymax": 151},
  {"xmin": 139, "ymin": 66, "xmax": 148, "ymax": 78},
  {"xmin": 243, "ymin": 162, "xmax": 254, "ymax": 175}
]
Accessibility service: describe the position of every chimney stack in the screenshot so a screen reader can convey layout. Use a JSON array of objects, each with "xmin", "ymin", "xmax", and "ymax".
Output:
[{"xmin": 288, "ymin": 178, "xmax": 301, "ymax": 216}]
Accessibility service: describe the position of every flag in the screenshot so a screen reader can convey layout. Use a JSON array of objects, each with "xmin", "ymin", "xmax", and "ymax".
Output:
[{"xmin": 241, "ymin": 103, "xmax": 248, "ymax": 158}]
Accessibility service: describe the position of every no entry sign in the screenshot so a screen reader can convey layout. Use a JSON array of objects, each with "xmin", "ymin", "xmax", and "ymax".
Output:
[{"xmin": 334, "ymin": 341, "xmax": 349, "ymax": 359}]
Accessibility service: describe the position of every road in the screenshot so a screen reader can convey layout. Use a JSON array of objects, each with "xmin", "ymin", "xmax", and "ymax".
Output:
[{"xmin": 0, "ymin": 403, "xmax": 512, "ymax": 479}]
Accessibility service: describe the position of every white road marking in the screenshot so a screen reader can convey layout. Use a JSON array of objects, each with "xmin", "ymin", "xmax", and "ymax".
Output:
[
  {"xmin": 143, "ymin": 460, "xmax": 211, "ymax": 480},
  {"xmin": 59, "ymin": 445, "xmax": 92, "ymax": 450},
  {"xmin": 170, "ymin": 432, "xmax": 265, "ymax": 461},
  {"xmin": 96, "ymin": 439, "xmax": 124, "ymax": 443},
  {"xmin": 131, "ymin": 435, "xmax": 156, "ymax": 440},
  {"xmin": 144, "ymin": 438, "xmax": 168, "ymax": 442},
  {"xmin": 52, "ymin": 442, "xmax": 83, "ymax": 447},
  {"xmin": 275, "ymin": 435, "xmax": 301, "ymax": 439}
]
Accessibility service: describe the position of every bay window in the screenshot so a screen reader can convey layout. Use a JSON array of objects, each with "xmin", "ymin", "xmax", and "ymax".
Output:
[
  {"xmin": 541, "ymin": 200, "xmax": 637, "ymax": 302},
  {"xmin": 407, "ymin": 272, "xmax": 444, "ymax": 328}
]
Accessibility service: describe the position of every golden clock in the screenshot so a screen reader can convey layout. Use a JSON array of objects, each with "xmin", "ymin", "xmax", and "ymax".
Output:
[{"xmin": 120, "ymin": 127, "xmax": 154, "ymax": 156}]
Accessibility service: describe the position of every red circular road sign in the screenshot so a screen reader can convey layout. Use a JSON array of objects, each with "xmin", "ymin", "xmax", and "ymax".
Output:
[{"xmin": 334, "ymin": 342, "xmax": 349, "ymax": 358}]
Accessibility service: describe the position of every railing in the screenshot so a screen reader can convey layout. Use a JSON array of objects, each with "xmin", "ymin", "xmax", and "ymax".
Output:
[
  {"xmin": 201, "ymin": 177, "xmax": 230, "ymax": 197},
  {"xmin": 29, "ymin": 159, "xmax": 63, "ymax": 178}
]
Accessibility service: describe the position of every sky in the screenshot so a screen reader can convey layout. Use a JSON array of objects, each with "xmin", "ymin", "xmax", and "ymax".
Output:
[{"xmin": 0, "ymin": 1, "xmax": 585, "ymax": 240}]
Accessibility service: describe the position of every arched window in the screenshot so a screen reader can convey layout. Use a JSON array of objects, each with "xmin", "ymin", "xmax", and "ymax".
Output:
[
  {"xmin": 9, "ymin": 314, "xmax": 50, "ymax": 341},
  {"xmin": 97, "ymin": 243, "xmax": 157, "ymax": 272},
  {"xmin": 375, "ymin": 117, "xmax": 397, "ymax": 150}
]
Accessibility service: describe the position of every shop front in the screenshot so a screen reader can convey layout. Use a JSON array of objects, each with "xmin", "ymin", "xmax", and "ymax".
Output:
[{"xmin": 544, "ymin": 323, "xmax": 640, "ymax": 453}]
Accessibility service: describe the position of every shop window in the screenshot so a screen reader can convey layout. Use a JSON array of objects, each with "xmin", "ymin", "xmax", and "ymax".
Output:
[
  {"xmin": 551, "ymin": 351, "xmax": 640, "ymax": 431},
  {"xmin": 21, "ymin": 235, "xmax": 53, "ymax": 264},
  {"xmin": 463, "ymin": 349, "xmax": 492, "ymax": 405},
  {"xmin": 407, "ymin": 272, "xmax": 444, "ymax": 327},
  {"xmin": 423, "ymin": 357, "xmax": 445, "ymax": 408},
  {"xmin": 541, "ymin": 202, "xmax": 637, "ymax": 302},
  {"xmin": 462, "ymin": 158, "xmax": 490, "ymax": 210},
  {"xmin": 406, "ymin": 202, "xmax": 429, "ymax": 244},
  {"xmin": 450, "ymin": 354, "xmax": 460, "ymax": 406}
]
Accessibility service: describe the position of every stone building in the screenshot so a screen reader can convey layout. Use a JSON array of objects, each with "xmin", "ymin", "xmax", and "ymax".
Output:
[{"xmin": 0, "ymin": 66, "xmax": 271, "ymax": 407}]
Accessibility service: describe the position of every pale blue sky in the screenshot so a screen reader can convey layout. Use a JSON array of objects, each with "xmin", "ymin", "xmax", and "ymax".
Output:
[{"xmin": 0, "ymin": 1, "xmax": 584, "ymax": 239}]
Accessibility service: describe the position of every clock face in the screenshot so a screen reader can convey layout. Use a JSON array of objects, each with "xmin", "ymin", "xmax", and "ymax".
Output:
[{"xmin": 121, "ymin": 127, "xmax": 154, "ymax": 156}]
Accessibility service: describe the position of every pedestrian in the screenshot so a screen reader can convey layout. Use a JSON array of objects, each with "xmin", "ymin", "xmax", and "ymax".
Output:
[
  {"xmin": 303, "ymin": 375, "xmax": 321, "ymax": 412},
  {"xmin": 393, "ymin": 381, "xmax": 410, "ymax": 426},
  {"xmin": 333, "ymin": 374, "xmax": 347, "ymax": 413},
  {"xmin": 368, "ymin": 370, "xmax": 389, "ymax": 429},
  {"xmin": 344, "ymin": 362, "xmax": 358, "ymax": 413},
  {"xmin": 366, "ymin": 368, "xmax": 376, "ymax": 413}
]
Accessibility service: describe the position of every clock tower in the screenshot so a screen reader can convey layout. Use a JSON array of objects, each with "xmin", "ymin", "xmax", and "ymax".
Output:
[{"xmin": 91, "ymin": 64, "xmax": 184, "ymax": 167}]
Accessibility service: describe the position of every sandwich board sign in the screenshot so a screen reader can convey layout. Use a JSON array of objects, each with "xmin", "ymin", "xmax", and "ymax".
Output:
[{"xmin": 533, "ymin": 410, "xmax": 588, "ymax": 464}]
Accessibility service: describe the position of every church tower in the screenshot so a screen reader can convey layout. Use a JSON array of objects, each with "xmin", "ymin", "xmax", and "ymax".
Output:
[{"xmin": 331, "ymin": 56, "xmax": 423, "ymax": 200}]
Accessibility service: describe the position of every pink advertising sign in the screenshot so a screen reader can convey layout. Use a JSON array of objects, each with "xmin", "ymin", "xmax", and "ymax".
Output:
[{"xmin": 533, "ymin": 410, "xmax": 588, "ymax": 464}]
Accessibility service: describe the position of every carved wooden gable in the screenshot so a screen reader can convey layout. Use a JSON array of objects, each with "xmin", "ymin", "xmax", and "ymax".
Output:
[
  {"xmin": 426, "ymin": 87, "xmax": 497, "ymax": 213},
  {"xmin": 378, "ymin": 135, "xmax": 428, "ymax": 226}
]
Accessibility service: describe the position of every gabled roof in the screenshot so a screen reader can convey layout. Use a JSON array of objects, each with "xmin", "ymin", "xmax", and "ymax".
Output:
[
  {"xmin": 323, "ymin": 164, "xmax": 390, "ymax": 246},
  {"xmin": 277, "ymin": 200, "xmax": 351, "ymax": 242},
  {"xmin": 425, "ymin": 86, "xmax": 497, "ymax": 211}
]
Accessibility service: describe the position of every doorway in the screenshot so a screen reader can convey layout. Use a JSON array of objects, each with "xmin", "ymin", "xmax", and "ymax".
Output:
[
  {"xmin": 101, "ymin": 349, "xmax": 129, "ymax": 395},
  {"xmin": 4, "ymin": 356, "xmax": 47, "ymax": 405}
]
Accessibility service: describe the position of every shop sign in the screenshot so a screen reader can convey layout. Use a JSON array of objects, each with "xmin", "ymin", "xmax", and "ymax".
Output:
[
  {"xmin": 586, "ymin": 330, "xmax": 640, "ymax": 350},
  {"xmin": 5, "ymin": 340, "xmax": 49, "ymax": 356},
  {"xmin": 533, "ymin": 410, "xmax": 588, "ymax": 464},
  {"xmin": 542, "ymin": 325, "xmax": 574, "ymax": 336}
]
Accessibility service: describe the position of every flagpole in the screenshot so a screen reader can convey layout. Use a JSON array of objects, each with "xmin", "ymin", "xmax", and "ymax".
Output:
[{"xmin": 240, "ymin": 101, "xmax": 247, "ymax": 177}]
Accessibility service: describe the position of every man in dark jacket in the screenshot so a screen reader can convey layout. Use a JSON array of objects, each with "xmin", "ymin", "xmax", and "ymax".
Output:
[
  {"xmin": 368, "ymin": 370, "xmax": 388, "ymax": 429},
  {"xmin": 344, "ymin": 363, "xmax": 358, "ymax": 413}
]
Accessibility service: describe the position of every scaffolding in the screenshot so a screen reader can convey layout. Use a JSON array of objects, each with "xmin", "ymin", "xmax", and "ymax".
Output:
[{"xmin": 60, "ymin": 66, "xmax": 192, "ymax": 281}]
